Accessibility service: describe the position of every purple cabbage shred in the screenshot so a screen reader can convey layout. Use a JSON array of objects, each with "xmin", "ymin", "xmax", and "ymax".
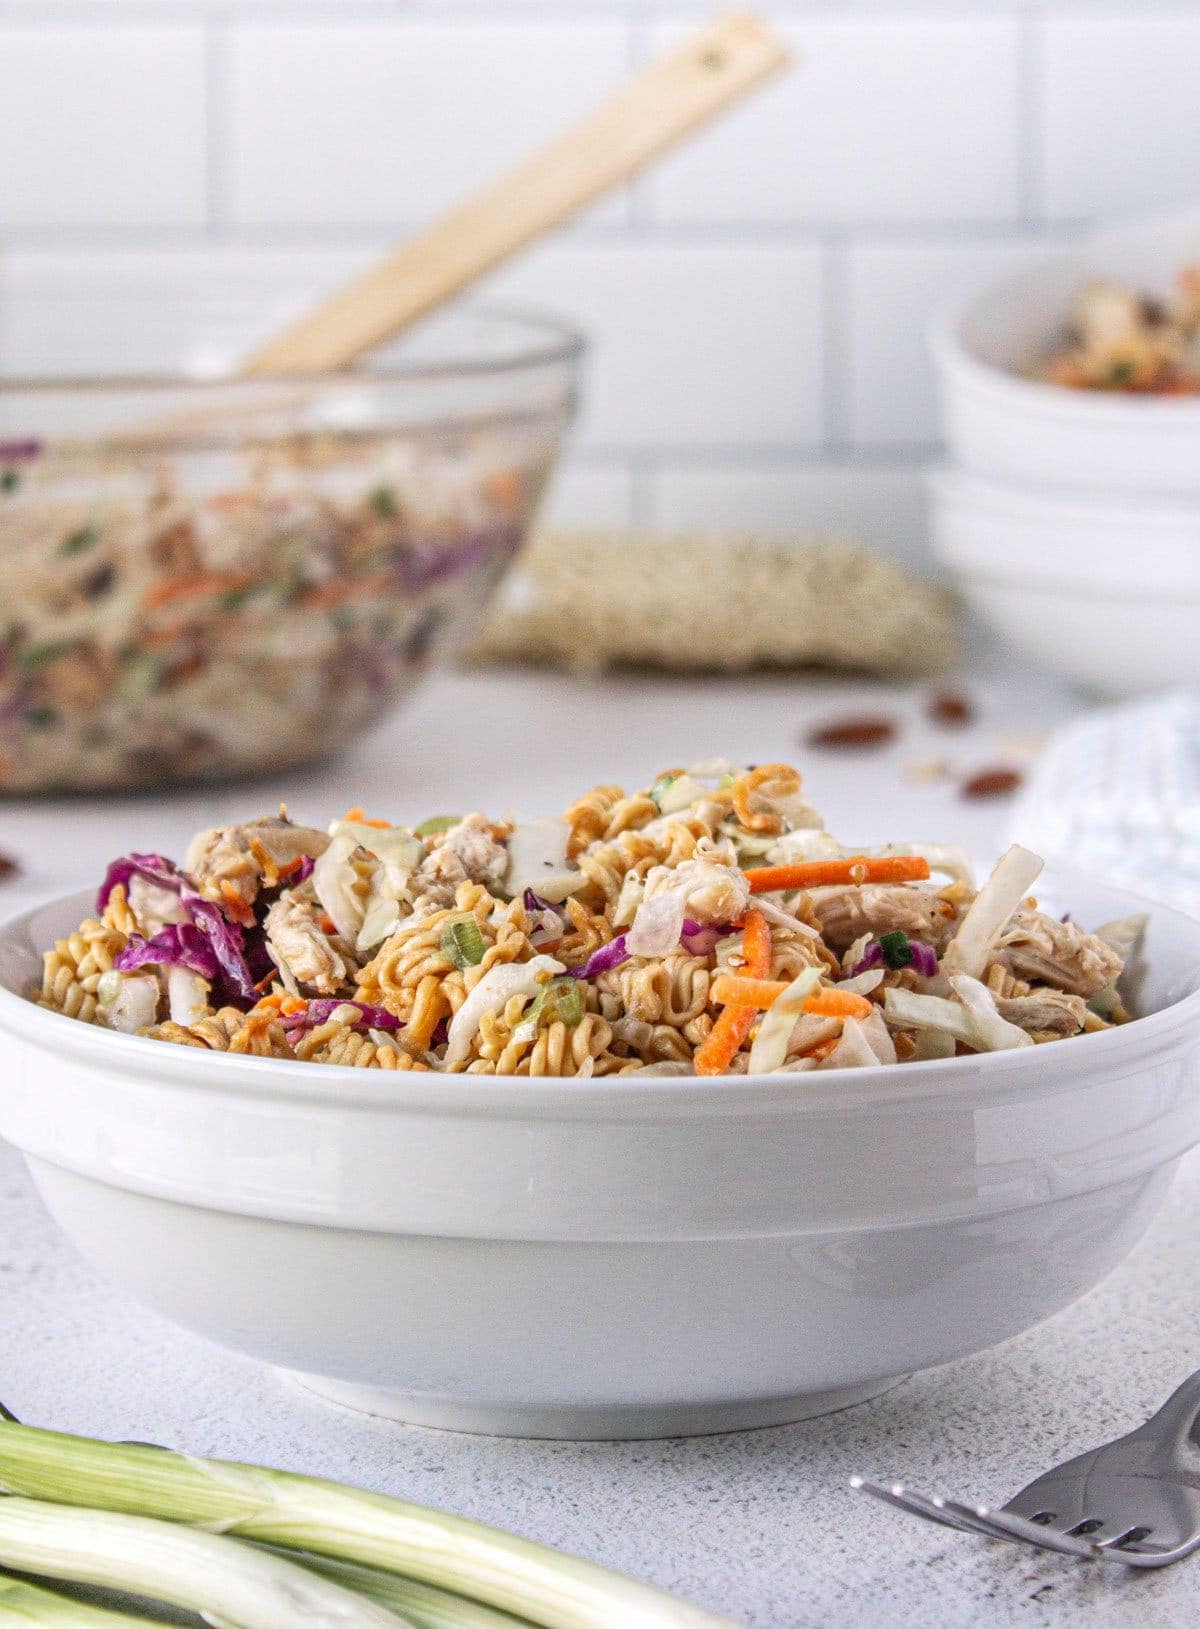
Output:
[
  {"xmin": 114, "ymin": 924, "xmax": 221, "ymax": 980},
  {"xmin": 282, "ymin": 1000, "xmax": 402, "ymax": 1033}
]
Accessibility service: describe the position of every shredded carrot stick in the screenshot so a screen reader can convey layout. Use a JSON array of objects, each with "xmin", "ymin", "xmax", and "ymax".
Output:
[
  {"xmin": 279, "ymin": 995, "xmax": 307, "ymax": 1016},
  {"xmin": 710, "ymin": 974, "xmax": 790, "ymax": 1011},
  {"xmin": 304, "ymin": 571, "xmax": 392, "ymax": 611},
  {"xmin": 695, "ymin": 910, "xmax": 771, "ymax": 1076},
  {"xmin": 277, "ymin": 856, "xmax": 305, "ymax": 881},
  {"xmin": 484, "ymin": 468, "xmax": 525, "ymax": 516},
  {"xmin": 340, "ymin": 805, "xmax": 391, "ymax": 829},
  {"xmin": 746, "ymin": 855, "xmax": 931, "ymax": 893},
  {"xmin": 219, "ymin": 880, "xmax": 256, "ymax": 927},
  {"xmin": 740, "ymin": 908, "xmax": 772, "ymax": 979},
  {"xmin": 141, "ymin": 570, "xmax": 250, "ymax": 610},
  {"xmin": 802, "ymin": 988, "xmax": 875, "ymax": 1020}
]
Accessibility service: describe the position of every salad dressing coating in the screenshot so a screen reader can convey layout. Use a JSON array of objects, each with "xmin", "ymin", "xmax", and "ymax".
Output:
[{"xmin": 35, "ymin": 761, "xmax": 1138, "ymax": 1076}]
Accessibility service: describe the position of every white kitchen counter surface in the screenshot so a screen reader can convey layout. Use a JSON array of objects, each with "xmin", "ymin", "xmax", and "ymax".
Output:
[{"xmin": 2, "ymin": 655, "xmax": 1197, "ymax": 1629}]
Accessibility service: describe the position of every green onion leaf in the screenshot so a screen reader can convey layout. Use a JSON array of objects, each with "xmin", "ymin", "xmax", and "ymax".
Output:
[
  {"xmin": 0, "ymin": 1420, "xmax": 739, "ymax": 1627},
  {"xmin": 416, "ymin": 815, "xmax": 459, "ymax": 837},
  {"xmin": 0, "ymin": 469, "xmax": 18, "ymax": 495},
  {"xmin": 58, "ymin": 525, "xmax": 99, "ymax": 557},
  {"xmin": 440, "ymin": 914, "xmax": 486, "ymax": 969},
  {"xmin": 369, "ymin": 485, "xmax": 398, "ymax": 518},
  {"xmin": 23, "ymin": 706, "xmax": 58, "ymax": 730},
  {"xmin": 878, "ymin": 930, "xmax": 914, "ymax": 971}
]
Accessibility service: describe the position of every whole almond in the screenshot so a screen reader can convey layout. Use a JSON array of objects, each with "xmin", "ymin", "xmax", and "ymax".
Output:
[
  {"xmin": 807, "ymin": 715, "xmax": 896, "ymax": 750},
  {"xmin": 961, "ymin": 767, "xmax": 1022, "ymax": 799}
]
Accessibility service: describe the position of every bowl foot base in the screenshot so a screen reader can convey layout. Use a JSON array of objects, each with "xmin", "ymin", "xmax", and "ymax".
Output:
[{"xmin": 277, "ymin": 1369, "xmax": 907, "ymax": 1439}]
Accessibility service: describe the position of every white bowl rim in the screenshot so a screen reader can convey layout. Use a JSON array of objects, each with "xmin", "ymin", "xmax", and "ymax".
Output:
[
  {"xmin": 3, "ymin": 875, "xmax": 1198, "ymax": 1117},
  {"xmin": 928, "ymin": 203, "xmax": 1200, "ymax": 420}
]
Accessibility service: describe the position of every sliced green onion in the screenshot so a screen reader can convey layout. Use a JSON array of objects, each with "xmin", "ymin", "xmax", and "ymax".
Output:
[
  {"xmin": 877, "ymin": 931, "xmax": 913, "ymax": 971},
  {"xmin": 518, "ymin": 977, "xmax": 583, "ymax": 1038},
  {"xmin": 416, "ymin": 815, "xmax": 459, "ymax": 837},
  {"xmin": 1088, "ymin": 982, "xmax": 1119, "ymax": 1019},
  {"xmin": 0, "ymin": 1422, "xmax": 737, "ymax": 1628},
  {"xmin": 648, "ymin": 773, "xmax": 678, "ymax": 810},
  {"xmin": 0, "ymin": 1497, "xmax": 400, "ymax": 1628},
  {"xmin": 440, "ymin": 914, "xmax": 486, "ymax": 969},
  {"xmin": 0, "ymin": 1573, "xmax": 160, "ymax": 1627},
  {"xmin": 369, "ymin": 485, "xmax": 399, "ymax": 518},
  {"xmin": 0, "ymin": 469, "xmax": 19, "ymax": 495},
  {"xmin": 23, "ymin": 706, "xmax": 58, "ymax": 730},
  {"xmin": 58, "ymin": 525, "xmax": 99, "ymax": 557},
  {"xmin": 14, "ymin": 641, "xmax": 67, "ymax": 671}
]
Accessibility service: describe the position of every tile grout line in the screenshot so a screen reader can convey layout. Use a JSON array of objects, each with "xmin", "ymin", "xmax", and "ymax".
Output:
[
  {"xmin": 1016, "ymin": 10, "xmax": 1044, "ymax": 227},
  {"xmin": 821, "ymin": 230, "xmax": 848, "ymax": 454}
]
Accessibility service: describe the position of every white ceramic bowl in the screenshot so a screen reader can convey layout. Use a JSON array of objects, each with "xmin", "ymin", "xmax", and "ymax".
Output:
[
  {"xmin": 931, "ymin": 205, "xmax": 1200, "ymax": 495},
  {"xmin": 928, "ymin": 466, "xmax": 1200, "ymax": 695},
  {"xmin": 1, "ymin": 879, "xmax": 1199, "ymax": 1440}
]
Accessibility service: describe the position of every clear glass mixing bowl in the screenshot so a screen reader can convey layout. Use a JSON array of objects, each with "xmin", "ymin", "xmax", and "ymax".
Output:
[{"xmin": 0, "ymin": 290, "xmax": 583, "ymax": 793}]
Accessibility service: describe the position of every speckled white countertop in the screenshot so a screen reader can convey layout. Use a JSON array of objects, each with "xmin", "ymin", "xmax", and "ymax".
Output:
[{"xmin": 2, "ymin": 656, "xmax": 1198, "ymax": 1629}]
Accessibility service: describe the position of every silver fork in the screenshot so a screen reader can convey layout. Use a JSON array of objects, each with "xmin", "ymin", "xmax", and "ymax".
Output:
[{"xmin": 852, "ymin": 1368, "xmax": 1200, "ymax": 1568}]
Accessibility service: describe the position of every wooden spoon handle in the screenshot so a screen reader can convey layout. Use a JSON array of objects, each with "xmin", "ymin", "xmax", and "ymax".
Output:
[{"xmin": 243, "ymin": 12, "xmax": 789, "ymax": 376}]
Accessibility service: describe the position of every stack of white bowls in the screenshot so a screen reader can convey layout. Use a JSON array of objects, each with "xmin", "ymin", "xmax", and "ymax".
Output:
[{"xmin": 929, "ymin": 206, "xmax": 1200, "ymax": 696}]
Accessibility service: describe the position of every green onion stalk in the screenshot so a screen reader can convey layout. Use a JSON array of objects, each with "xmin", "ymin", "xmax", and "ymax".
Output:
[
  {"xmin": 0, "ymin": 1572, "xmax": 167, "ymax": 1627},
  {"xmin": 289, "ymin": 1555, "xmax": 535, "ymax": 1628},
  {"xmin": 0, "ymin": 1423, "xmax": 739, "ymax": 1629},
  {"xmin": 0, "ymin": 1497, "xmax": 404, "ymax": 1627}
]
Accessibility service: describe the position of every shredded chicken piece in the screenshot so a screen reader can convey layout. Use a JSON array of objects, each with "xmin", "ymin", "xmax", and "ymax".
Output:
[
  {"xmin": 415, "ymin": 813, "xmax": 508, "ymax": 909},
  {"xmin": 264, "ymin": 892, "xmax": 347, "ymax": 995},
  {"xmin": 995, "ymin": 911, "xmax": 1123, "ymax": 999},
  {"xmin": 993, "ymin": 989, "xmax": 1088, "ymax": 1038},
  {"xmin": 808, "ymin": 884, "xmax": 958, "ymax": 955},
  {"xmin": 185, "ymin": 815, "xmax": 330, "ymax": 910}
]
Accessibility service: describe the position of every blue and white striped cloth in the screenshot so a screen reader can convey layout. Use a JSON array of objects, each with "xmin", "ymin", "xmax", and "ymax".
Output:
[{"xmin": 1010, "ymin": 692, "xmax": 1200, "ymax": 919}]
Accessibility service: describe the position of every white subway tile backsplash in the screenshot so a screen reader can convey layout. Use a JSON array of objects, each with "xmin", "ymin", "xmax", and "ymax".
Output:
[
  {"xmin": 1, "ymin": 3, "xmax": 1197, "ymax": 579},
  {"xmin": 0, "ymin": 246, "xmax": 374, "ymax": 374},
  {"xmin": 649, "ymin": 459, "xmax": 931, "ymax": 574},
  {"xmin": 482, "ymin": 240, "xmax": 824, "ymax": 450},
  {"xmin": 645, "ymin": 16, "xmax": 1021, "ymax": 225},
  {"xmin": 845, "ymin": 236, "xmax": 1052, "ymax": 448},
  {"xmin": 0, "ymin": 24, "xmax": 207, "ymax": 229},
  {"xmin": 227, "ymin": 19, "xmax": 631, "ymax": 230},
  {"xmin": 1041, "ymin": 14, "xmax": 1200, "ymax": 222}
]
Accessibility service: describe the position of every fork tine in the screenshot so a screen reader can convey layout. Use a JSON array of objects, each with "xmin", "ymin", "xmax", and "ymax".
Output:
[
  {"xmin": 850, "ymin": 1477, "xmax": 990, "ymax": 1538},
  {"xmin": 1092, "ymin": 1535, "xmax": 1197, "ymax": 1569},
  {"xmin": 972, "ymin": 1505, "xmax": 1096, "ymax": 1559}
]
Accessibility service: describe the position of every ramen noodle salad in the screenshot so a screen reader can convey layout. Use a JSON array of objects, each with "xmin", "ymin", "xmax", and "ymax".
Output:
[
  {"xmin": 36, "ymin": 761, "xmax": 1142, "ymax": 1077},
  {"xmin": 1040, "ymin": 263, "xmax": 1200, "ymax": 393}
]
